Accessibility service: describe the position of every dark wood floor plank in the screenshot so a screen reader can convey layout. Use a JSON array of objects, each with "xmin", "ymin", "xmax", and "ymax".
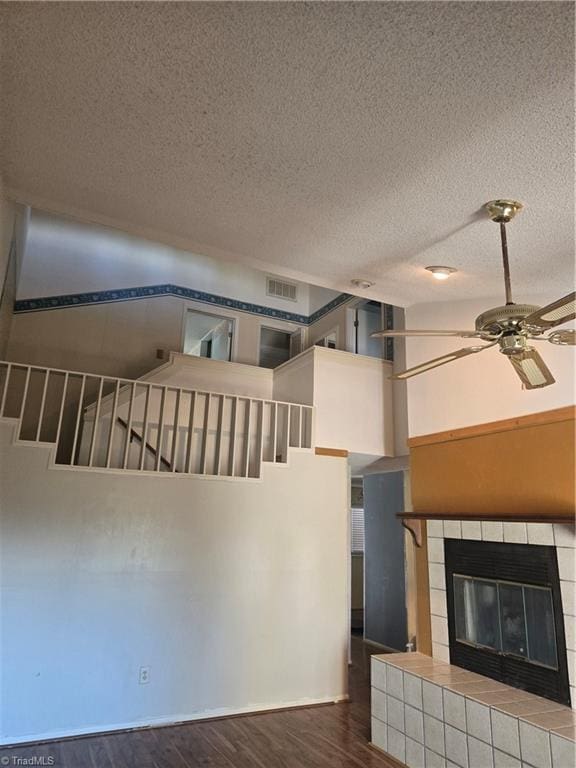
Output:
[
  {"xmin": 86, "ymin": 736, "xmax": 116, "ymax": 768},
  {"xmin": 138, "ymin": 729, "xmax": 191, "ymax": 768},
  {"xmin": 167, "ymin": 723, "xmax": 237, "ymax": 768},
  {"xmin": 192, "ymin": 721, "xmax": 271, "ymax": 768},
  {"xmin": 0, "ymin": 636, "xmax": 399, "ymax": 768}
]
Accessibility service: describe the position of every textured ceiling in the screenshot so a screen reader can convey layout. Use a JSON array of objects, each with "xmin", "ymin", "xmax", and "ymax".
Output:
[{"xmin": 1, "ymin": 2, "xmax": 574, "ymax": 307}]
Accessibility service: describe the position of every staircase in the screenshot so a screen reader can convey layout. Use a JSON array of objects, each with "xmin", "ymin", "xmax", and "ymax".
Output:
[{"xmin": 0, "ymin": 361, "xmax": 314, "ymax": 479}]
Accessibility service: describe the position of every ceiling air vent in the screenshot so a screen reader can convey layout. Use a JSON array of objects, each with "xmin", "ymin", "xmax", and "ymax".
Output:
[{"xmin": 266, "ymin": 277, "xmax": 297, "ymax": 302}]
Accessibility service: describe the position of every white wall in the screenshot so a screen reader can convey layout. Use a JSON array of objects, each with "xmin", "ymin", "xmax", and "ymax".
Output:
[
  {"xmin": 7, "ymin": 210, "xmax": 348, "ymax": 377},
  {"xmin": 309, "ymin": 285, "xmax": 345, "ymax": 314},
  {"xmin": 0, "ymin": 422, "xmax": 349, "ymax": 743},
  {"xmin": 274, "ymin": 347, "xmax": 395, "ymax": 457},
  {"xmin": 7, "ymin": 295, "xmax": 303, "ymax": 378},
  {"xmin": 145, "ymin": 352, "xmax": 274, "ymax": 400},
  {"xmin": 18, "ymin": 210, "xmax": 315, "ymax": 314},
  {"xmin": 404, "ymin": 296, "xmax": 576, "ymax": 437}
]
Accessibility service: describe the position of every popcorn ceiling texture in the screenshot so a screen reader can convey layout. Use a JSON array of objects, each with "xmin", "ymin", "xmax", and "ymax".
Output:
[{"xmin": 0, "ymin": 2, "xmax": 574, "ymax": 306}]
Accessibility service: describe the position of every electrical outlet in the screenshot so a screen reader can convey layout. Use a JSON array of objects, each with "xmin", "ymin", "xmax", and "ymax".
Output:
[{"xmin": 139, "ymin": 666, "xmax": 150, "ymax": 685}]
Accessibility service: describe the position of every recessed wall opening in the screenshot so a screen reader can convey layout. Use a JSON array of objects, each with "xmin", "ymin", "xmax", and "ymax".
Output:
[
  {"xmin": 445, "ymin": 538, "xmax": 571, "ymax": 706},
  {"xmin": 183, "ymin": 310, "xmax": 233, "ymax": 361},
  {"xmin": 259, "ymin": 327, "xmax": 302, "ymax": 369}
]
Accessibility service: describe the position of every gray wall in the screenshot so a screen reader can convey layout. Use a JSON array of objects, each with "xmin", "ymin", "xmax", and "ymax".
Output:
[{"xmin": 364, "ymin": 471, "xmax": 407, "ymax": 650}]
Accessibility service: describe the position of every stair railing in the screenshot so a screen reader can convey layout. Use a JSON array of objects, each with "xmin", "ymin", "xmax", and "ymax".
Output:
[{"xmin": 0, "ymin": 361, "xmax": 314, "ymax": 479}]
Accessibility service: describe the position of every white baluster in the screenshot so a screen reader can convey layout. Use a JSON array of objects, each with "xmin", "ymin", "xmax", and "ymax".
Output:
[
  {"xmin": 185, "ymin": 391, "xmax": 197, "ymax": 474},
  {"xmin": 170, "ymin": 388, "xmax": 181, "ymax": 472},
  {"xmin": 18, "ymin": 367, "xmax": 32, "ymax": 433},
  {"xmin": 122, "ymin": 382, "xmax": 136, "ymax": 470},
  {"xmin": 200, "ymin": 393, "xmax": 211, "ymax": 475},
  {"xmin": 70, "ymin": 375, "xmax": 86, "ymax": 466},
  {"xmin": 105, "ymin": 380, "xmax": 120, "ymax": 468},
  {"xmin": 155, "ymin": 386, "xmax": 166, "ymax": 472},
  {"xmin": 229, "ymin": 396, "xmax": 238, "ymax": 476},
  {"xmin": 54, "ymin": 372, "xmax": 69, "ymax": 453},
  {"xmin": 88, "ymin": 377, "xmax": 105, "ymax": 467},
  {"xmin": 139, "ymin": 384, "xmax": 151, "ymax": 470},
  {"xmin": 243, "ymin": 399, "xmax": 252, "ymax": 478},
  {"xmin": 35, "ymin": 369, "xmax": 50, "ymax": 442},
  {"xmin": 214, "ymin": 394, "xmax": 224, "ymax": 476}
]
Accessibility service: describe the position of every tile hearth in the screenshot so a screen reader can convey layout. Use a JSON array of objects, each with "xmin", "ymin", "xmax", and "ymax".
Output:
[{"xmin": 371, "ymin": 653, "xmax": 575, "ymax": 768}]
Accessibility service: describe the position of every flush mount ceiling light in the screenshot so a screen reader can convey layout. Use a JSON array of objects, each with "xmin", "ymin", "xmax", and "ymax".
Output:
[
  {"xmin": 425, "ymin": 266, "xmax": 458, "ymax": 280},
  {"xmin": 371, "ymin": 199, "xmax": 576, "ymax": 390},
  {"xmin": 351, "ymin": 278, "xmax": 374, "ymax": 289}
]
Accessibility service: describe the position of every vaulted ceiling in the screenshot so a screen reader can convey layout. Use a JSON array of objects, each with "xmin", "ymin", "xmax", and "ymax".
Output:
[{"xmin": 1, "ymin": 2, "xmax": 573, "ymax": 307}]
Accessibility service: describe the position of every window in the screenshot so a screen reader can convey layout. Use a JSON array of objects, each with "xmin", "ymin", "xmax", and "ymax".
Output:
[{"xmin": 351, "ymin": 508, "xmax": 365, "ymax": 554}]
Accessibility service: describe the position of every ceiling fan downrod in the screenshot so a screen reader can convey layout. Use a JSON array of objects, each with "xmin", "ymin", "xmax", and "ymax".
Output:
[
  {"xmin": 499, "ymin": 222, "xmax": 513, "ymax": 305},
  {"xmin": 485, "ymin": 199, "xmax": 523, "ymax": 306}
]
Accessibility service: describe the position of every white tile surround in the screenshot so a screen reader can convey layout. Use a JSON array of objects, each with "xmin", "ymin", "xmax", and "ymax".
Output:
[
  {"xmin": 426, "ymin": 521, "xmax": 576, "ymax": 710},
  {"xmin": 371, "ymin": 653, "xmax": 576, "ymax": 768}
]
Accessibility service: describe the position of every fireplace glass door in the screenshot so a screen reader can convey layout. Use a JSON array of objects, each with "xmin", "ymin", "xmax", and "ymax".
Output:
[
  {"xmin": 445, "ymin": 539, "xmax": 570, "ymax": 706},
  {"xmin": 454, "ymin": 575, "xmax": 558, "ymax": 669}
]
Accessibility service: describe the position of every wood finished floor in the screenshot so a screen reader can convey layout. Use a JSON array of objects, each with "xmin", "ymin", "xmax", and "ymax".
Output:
[{"xmin": 0, "ymin": 636, "xmax": 397, "ymax": 768}]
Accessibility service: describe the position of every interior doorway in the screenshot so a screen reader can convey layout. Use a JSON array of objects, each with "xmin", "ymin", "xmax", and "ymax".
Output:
[
  {"xmin": 259, "ymin": 327, "xmax": 303, "ymax": 369},
  {"xmin": 183, "ymin": 310, "xmax": 233, "ymax": 361},
  {"xmin": 350, "ymin": 299, "xmax": 386, "ymax": 358}
]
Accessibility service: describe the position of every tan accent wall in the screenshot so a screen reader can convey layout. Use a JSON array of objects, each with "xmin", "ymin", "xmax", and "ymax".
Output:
[{"xmin": 409, "ymin": 406, "xmax": 575, "ymax": 521}]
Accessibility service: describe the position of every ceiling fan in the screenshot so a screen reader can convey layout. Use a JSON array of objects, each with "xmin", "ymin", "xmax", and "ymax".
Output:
[{"xmin": 371, "ymin": 200, "xmax": 575, "ymax": 389}]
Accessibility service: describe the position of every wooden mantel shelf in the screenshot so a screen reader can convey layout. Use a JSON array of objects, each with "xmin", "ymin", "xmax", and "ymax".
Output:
[
  {"xmin": 399, "ymin": 509, "xmax": 576, "ymax": 548},
  {"xmin": 398, "ymin": 510, "xmax": 576, "ymax": 524}
]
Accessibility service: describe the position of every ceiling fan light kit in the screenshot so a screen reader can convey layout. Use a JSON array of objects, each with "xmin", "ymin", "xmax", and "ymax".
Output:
[
  {"xmin": 371, "ymin": 199, "xmax": 575, "ymax": 389},
  {"xmin": 425, "ymin": 265, "xmax": 457, "ymax": 280},
  {"xmin": 350, "ymin": 278, "xmax": 374, "ymax": 290}
]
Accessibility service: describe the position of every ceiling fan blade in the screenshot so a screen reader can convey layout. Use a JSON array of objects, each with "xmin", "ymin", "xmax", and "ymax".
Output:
[
  {"xmin": 548, "ymin": 329, "xmax": 576, "ymax": 346},
  {"xmin": 509, "ymin": 348, "xmax": 555, "ymax": 389},
  {"xmin": 523, "ymin": 291, "xmax": 576, "ymax": 331},
  {"xmin": 371, "ymin": 329, "xmax": 483, "ymax": 339},
  {"xmin": 390, "ymin": 344, "xmax": 494, "ymax": 380}
]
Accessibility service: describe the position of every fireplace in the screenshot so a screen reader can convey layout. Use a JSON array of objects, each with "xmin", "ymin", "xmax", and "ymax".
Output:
[{"xmin": 445, "ymin": 538, "xmax": 571, "ymax": 707}]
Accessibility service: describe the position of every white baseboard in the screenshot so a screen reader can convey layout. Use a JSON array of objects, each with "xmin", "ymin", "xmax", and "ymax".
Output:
[{"xmin": 1, "ymin": 694, "xmax": 350, "ymax": 747}]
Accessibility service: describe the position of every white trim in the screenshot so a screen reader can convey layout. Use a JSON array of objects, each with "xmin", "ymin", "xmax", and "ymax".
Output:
[
  {"xmin": 0, "ymin": 693, "xmax": 350, "ymax": 746},
  {"xmin": 274, "ymin": 344, "xmax": 394, "ymax": 375}
]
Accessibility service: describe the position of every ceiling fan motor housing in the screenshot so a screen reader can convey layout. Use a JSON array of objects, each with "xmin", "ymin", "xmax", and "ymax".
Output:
[
  {"xmin": 475, "ymin": 304, "xmax": 541, "ymax": 336},
  {"xmin": 499, "ymin": 333, "xmax": 528, "ymax": 356}
]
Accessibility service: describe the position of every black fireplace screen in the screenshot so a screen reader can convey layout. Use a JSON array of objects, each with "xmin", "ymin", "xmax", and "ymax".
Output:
[
  {"xmin": 454, "ymin": 575, "xmax": 558, "ymax": 669},
  {"xmin": 445, "ymin": 539, "xmax": 570, "ymax": 706}
]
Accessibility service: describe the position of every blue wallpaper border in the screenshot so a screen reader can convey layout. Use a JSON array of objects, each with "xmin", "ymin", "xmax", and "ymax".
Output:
[
  {"xmin": 14, "ymin": 284, "xmax": 394, "ymax": 360},
  {"xmin": 14, "ymin": 283, "xmax": 353, "ymax": 326}
]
